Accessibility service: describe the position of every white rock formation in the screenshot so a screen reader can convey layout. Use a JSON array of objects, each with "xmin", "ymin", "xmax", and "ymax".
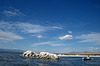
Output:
[
  {"xmin": 22, "ymin": 51, "xmax": 60, "ymax": 60},
  {"xmin": 39, "ymin": 52, "xmax": 59, "ymax": 60},
  {"xmin": 22, "ymin": 50, "xmax": 35, "ymax": 57}
]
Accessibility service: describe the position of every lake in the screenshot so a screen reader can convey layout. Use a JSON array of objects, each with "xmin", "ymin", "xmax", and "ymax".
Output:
[{"xmin": 0, "ymin": 52, "xmax": 100, "ymax": 66}]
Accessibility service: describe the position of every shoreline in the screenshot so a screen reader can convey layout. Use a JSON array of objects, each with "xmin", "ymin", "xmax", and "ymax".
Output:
[{"xmin": 57, "ymin": 55, "xmax": 100, "ymax": 57}]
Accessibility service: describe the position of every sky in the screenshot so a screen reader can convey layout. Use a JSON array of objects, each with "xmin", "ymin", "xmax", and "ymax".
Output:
[{"xmin": 0, "ymin": 0, "xmax": 100, "ymax": 53}]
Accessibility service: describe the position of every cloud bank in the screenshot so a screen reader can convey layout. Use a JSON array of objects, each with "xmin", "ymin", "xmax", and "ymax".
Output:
[
  {"xmin": 18, "ymin": 23, "xmax": 63, "ymax": 33},
  {"xmin": 0, "ymin": 21, "xmax": 62, "ymax": 33},
  {"xmin": 76, "ymin": 32, "xmax": 100, "ymax": 44},
  {"xmin": 0, "ymin": 30, "xmax": 24, "ymax": 42},
  {"xmin": 0, "ymin": 21, "xmax": 63, "ymax": 42}
]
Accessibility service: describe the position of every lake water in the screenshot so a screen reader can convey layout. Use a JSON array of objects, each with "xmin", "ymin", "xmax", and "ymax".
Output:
[{"xmin": 0, "ymin": 52, "xmax": 100, "ymax": 66}]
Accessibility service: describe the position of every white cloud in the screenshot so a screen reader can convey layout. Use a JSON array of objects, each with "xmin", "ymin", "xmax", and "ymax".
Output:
[
  {"xmin": 32, "ymin": 41, "xmax": 68, "ymax": 46},
  {"xmin": 52, "ymin": 26, "xmax": 63, "ymax": 29},
  {"xmin": 18, "ymin": 23, "xmax": 62, "ymax": 33},
  {"xmin": 50, "ymin": 44, "xmax": 67, "ymax": 46},
  {"xmin": 3, "ymin": 9, "xmax": 24, "ymax": 17},
  {"xmin": 0, "ymin": 30, "xmax": 24, "ymax": 42},
  {"xmin": 59, "ymin": 35, "xmax": 73, "ymax": 40},
  {"xmin": 4, "ymin": 10, "xmax": 17, "ymax": 16},
  {"xmin": 0, "ymin": 21, "xmax": 63, "ymax": 35},
  {"xmin": 68, "ymin": 31, "xmax": 72, "ymax": 34},
  {"xmin": 33, "ymin": 41, "xmax": 51, "ymax": 45},
  {"xmin": 18, "ymin": 23, "xmax": 47, "ymax": 33},
  {"xmin": 37, "ymin": 35, "xmax": 43, "ymax": 38},
  {"xmin": 0, "ymin": 21, "xmax": 24, "ymax": 43},
  {"xmin": 0, "ymin": 21, "xmax": 16, "ymax": 32},
  {"xmin": 76, "ymin": 32, "xmax": 100, "ymax": 44}
]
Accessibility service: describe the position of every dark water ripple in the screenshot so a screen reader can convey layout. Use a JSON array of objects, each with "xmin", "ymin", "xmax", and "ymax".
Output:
[{"xmin": 0, "ymin": 52, "xmax": 100, "ymax": 66}]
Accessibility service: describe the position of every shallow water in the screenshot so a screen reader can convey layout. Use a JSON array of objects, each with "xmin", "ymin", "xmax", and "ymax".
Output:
[{"xmin": 0, "ymin": 52, "xmax": 100, "ymax": 66}]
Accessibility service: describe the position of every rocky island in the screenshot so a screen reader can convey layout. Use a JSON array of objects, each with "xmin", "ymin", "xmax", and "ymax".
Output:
[{"xmin": 22, "ymin": 50, "xmax": 60, "ymax": 60}]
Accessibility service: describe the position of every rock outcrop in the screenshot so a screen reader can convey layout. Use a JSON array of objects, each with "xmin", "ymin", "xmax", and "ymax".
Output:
[
  {"xmin": 22, "ymin": 51, "xmax": 60, "ymax": 60},
  {"xmin": 39, "ymin": 52, "xmax": 59, "ymax": 60}
]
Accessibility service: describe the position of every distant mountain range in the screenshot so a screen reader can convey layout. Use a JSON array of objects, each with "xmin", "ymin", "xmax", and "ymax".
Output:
[
  {"xmin": 0, "ymin": 48, "xmax": 25, "ymax": 53},
  {"xmin": 68, "ymin": 51, "xmax": 100, "ymax": 54},
  {"xmin": 56, "ymin": 51, "xmax": 100, "ymax": 54}
]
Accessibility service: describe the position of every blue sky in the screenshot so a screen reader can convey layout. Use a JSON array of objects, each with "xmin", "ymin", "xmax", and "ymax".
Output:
[{"xmin": 0, "ymin": 0, "xmax": 100, "ymax": 53}]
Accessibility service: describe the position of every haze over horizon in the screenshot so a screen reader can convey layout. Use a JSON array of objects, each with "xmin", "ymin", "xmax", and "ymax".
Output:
[{"xmin": 0, "ymin": 0, "xmax": 100, "ymax": 53}]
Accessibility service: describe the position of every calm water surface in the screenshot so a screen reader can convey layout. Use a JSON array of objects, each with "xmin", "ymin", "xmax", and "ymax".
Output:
[{"xmin": 0, "ymin": 52, "xmax": 100, "ymax": 66}]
